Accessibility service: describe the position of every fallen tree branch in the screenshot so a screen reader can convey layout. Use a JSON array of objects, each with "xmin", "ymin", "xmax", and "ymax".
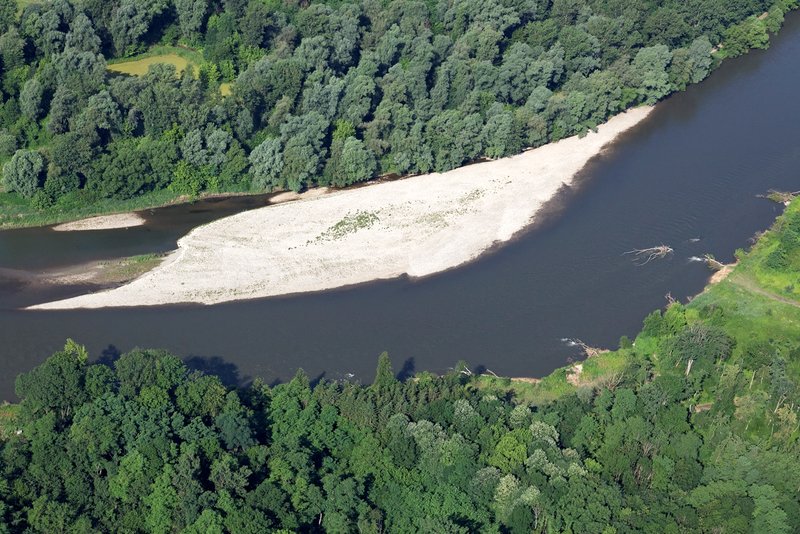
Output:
[
  {"xmin": 562, "ymin": 338, "xmax": 608, "ymax": 358},
  {"xmin": 703, "ymin": 254, "xmax": 725, "ymax": 271},
  {"xmin": 623, "ymin": 245, "xmax": 673, "ymax": 265}
]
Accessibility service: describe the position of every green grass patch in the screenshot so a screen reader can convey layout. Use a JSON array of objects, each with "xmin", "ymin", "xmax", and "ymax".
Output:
[
  {"xmin": 0, "ymin": 189, "xmax": 182, "ymax": 229},
  {"xmin": 107, "ymin": 45, "xmax": 205, "ymax": 68},
  {"xmin": 108, "ymin": 48, "xmax": 199, "ymax": 77},
  {"xmin": 692, "ymin": 277, "xmax": 800, "ymax": 338},
  {"xmin": 737, "ymin": 203, "xmax": 800, "ymax": 302},
  {"xmin": 581, "ymin": 350, "xmax": 630, "ymax": 381},
  {"xmin": 471, "ymin": 374, "xmax": 572, "ymax": 406},
  {"xmin": 96, "ymin": 253, "xmax": 165, "ymax": 284},
  {"xmin": 108, "ymin": 53, "xmax": 194, "ymax": 77},
  {"xmin": 107, "ymin": 46, "xmax": 232, "ymax": 96}
]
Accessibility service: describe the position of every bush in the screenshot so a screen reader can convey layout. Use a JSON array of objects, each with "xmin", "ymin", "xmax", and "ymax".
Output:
[
  {"xmin": 31, "ymin": 189, "xmax": 53, "ymax": 210},
  {"xmin": 669, "ymin": 324, "xmax": 734, "ymax": 366},
  {"xmin": 764, "ymin": 248, "xmax": 788, "ymax": 270},
  {"xmin": 88, "ymin": 142, "xmax": 155, "ymax": 199},
  {"xmin": 2, "ymin": 149, "xmax": 44, "ymax": 198},
  {"xmin": 44, "ymin": 172, "xmax": 81, "ymax": 202}
]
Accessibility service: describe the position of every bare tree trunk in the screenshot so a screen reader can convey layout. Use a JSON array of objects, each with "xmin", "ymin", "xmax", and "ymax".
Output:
[{"xmin": 775, "ymin": 395, "xmax": 786, "ymax": 414}]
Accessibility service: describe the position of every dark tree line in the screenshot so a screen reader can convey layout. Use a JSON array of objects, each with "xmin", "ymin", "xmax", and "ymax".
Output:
[
  {"xmin": 0, "ymin": 0, "xmax": 795, "ymax": 210},
  {"xmin": 1, "ymin": 316, "xmax": 798, "ymax": 533}
]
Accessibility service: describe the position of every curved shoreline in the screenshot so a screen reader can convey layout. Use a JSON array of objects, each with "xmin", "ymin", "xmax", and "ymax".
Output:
[{"xmin": 29, "ymin": 107, "xmax": 653, "ymax": 310}]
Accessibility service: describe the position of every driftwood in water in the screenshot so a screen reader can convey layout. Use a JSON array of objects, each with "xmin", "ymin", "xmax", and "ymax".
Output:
[
  {"xmin": 703, "ymin": 254, "xmax": 725, "ymax": 271},
  {"xmin": 562, "ymin": 338, "xmax": 608, "ymax": 358},
  {"xmin": 457, "ymin": 363, "xmax": 500, "ymax": 379},
  {"xmin": 623, "ymin": 245, "xmax": 673, "ymax": 265}
]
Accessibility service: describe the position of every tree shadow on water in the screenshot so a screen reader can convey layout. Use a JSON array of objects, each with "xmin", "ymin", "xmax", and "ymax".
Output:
[
  {"xmin": 184, "ymin": 355, "xmax": 250, "ymax": 388},
  {"xmin": 396, "ymin": 357, "xmax": 415, "ymax": 382},
  {"xmin": 268, "ymin": 371, "xmax": 326, "ymax": 388},
  {"xmin": 310, "ymin": 371, "xmax": 326, "ymax": 388},
  {"xmin": 96, "ymin": 345, "xmax": 121, "ymax": 366}
]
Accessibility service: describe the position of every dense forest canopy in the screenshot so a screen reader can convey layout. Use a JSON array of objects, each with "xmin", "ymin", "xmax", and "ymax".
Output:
[
  {"xmin": 0, "ymin": 316, "xmax": 797, "ymax": 532},
  {"xmin": 0, "ymin": 0, "xmax": 796, "ymax": 214}
]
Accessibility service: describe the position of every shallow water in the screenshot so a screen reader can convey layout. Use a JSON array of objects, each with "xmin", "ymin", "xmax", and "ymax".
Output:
[{"xmin": 0, "ymin": 15, "xmax": 799, "ymax": 399}]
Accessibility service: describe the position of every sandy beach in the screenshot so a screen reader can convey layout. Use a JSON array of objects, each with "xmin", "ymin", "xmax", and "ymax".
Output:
[
  {"xmin": 31, "ymin": 106, "xmax": 652, "ymax": 309},
  {"xmin": 51, "ymin": 213, "xmax": 145, "ymax": 232}
]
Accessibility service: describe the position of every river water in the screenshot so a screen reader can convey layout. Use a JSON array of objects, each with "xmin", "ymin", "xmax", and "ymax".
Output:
[{"xmin": 1, "ymin": 15, "xmax": 799, "ymax": 399}]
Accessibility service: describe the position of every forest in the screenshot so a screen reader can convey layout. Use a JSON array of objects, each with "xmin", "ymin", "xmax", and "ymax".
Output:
[
  {"xmin": 0, "ymin": 0, "xmax": 797, "ymax": 225},
  {"xmin": 1, "ymin": 198, "xmax": 800, "ymax": 532}
]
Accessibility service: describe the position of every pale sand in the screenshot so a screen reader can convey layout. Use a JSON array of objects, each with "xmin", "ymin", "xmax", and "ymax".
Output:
[
  {"xmin": 52, "ymin": 213, "xmax": 145, "ymax": 232},
  {"xmin": 709, "ymin": 263, "xmax": 736, "ymax": 285},
  {"xmin": 269, "ymin": 187, "xmax": 331, "ymax": 204},
  {"xmin": 31, "ymin": 107, "xmax": 652, "ymax": 309}
]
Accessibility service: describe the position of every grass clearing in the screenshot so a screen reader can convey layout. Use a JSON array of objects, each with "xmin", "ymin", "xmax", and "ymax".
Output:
[
  {"xmin": 108, "ymin": 53, "xmax": 195, "ymax": 77},
  {"xmin": 107, "ymin": 46, "xmax": 232, "ymax": 96}
]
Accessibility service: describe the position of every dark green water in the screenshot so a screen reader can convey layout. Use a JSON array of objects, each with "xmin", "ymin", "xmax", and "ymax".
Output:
[{"xmin": 1, "ymin": 15, "xmax": 799, "ymax": 399}]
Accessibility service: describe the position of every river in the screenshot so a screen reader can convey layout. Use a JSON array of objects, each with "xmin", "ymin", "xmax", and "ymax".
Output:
[{"xmin": 1, "ymin": 14, "xmax": 798, "ymax": 400}]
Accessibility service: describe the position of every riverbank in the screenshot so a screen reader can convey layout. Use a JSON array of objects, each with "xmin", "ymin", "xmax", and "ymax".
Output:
[
  {"xmin": 30, "ymin": 106, "xmax": 653, "ymax": 310},
  {"xmin": 478, "ymin": 198, "xmax": 800, "ymax": 406}
]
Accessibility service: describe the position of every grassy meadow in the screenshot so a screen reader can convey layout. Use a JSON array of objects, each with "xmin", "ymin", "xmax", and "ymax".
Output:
[
  {"xmin": 106, "ymin": 46, "xmax": 232, "ymax": 96},
  {"xmin": 107, "ymin": 53, "xmax": 195, "ymax": 77}
]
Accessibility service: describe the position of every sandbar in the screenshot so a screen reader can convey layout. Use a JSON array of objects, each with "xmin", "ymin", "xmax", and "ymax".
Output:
[
  {"xmin": 31, "ymin": 107, "xmax": 652, "ymax": 309},
  {"xmin": 51, "ymin": 213, "xmax": 145, "ymax": 232}
]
